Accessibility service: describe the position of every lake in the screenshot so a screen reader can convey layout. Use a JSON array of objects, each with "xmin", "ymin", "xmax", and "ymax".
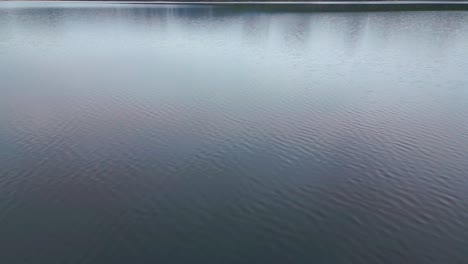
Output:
[{"xmin": 1, "ymin": 2, "xmax": 468, "ymax": 263}]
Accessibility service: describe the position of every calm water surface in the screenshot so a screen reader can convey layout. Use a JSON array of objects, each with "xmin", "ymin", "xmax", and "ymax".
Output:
[{"xmin": 1, "ymin": 2, "xmax": 468, "ymax": 263}]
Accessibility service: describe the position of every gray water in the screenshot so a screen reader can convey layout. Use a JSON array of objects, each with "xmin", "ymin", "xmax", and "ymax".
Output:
[{"xmin": 1, "ymin": 2, "xmax": 468, "ymax": 263}]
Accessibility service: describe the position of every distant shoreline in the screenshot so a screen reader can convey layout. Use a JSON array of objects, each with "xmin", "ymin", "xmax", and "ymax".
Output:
[
  {"xmin": 3, "ymin": 1, "xmax": 468, "ymax": 3},
  {"xmin": 2, "ymin": 1, "xmax": 468, "ymax": 11}
]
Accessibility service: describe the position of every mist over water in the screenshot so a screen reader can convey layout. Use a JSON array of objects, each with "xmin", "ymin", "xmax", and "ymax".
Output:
[{"xmin": 1, "ymin": 2, "xmax": 468, "ymax": 263}]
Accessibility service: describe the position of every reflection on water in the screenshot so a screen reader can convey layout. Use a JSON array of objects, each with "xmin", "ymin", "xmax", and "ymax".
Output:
[{"xmin": 1, "ymin": 2, "xmax": 468, "ymax": 263}]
